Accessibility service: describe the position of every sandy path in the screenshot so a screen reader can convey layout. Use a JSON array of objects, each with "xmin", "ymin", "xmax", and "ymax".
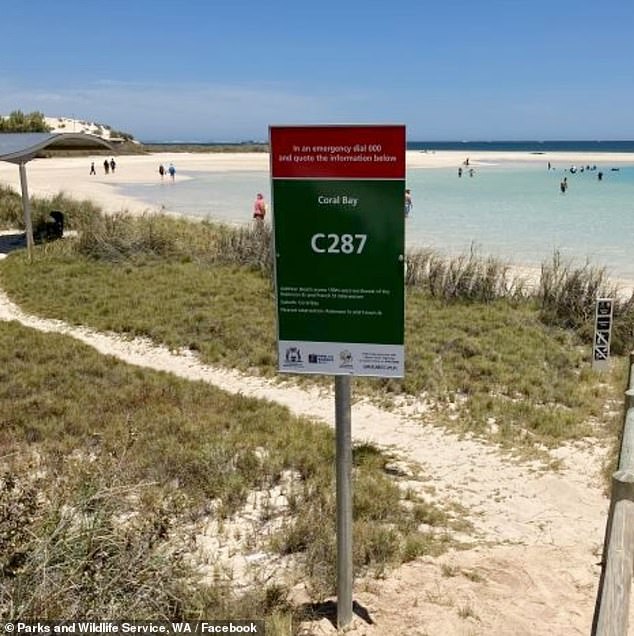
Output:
[{"xmin": 0, "ymin": 284, "xmax": 616, "ymax": 634}]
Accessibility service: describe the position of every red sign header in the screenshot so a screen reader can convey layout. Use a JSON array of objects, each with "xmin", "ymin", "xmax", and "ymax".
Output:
[{"xmin": 270, "ymin": 125, "xmax": 406, "ymax": 179}]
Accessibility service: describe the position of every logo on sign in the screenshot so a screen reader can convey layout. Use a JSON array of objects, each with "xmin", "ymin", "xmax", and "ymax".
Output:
[
  {"xmin": 285, "ymin": 347, "xmax": 302, "ymax": 363},
  {"xmin": 339, "ymin": 350, "xmax": 353, "ymax": 368},
  {"xmin": 308, "ymin": 353, "xmax": 335, "ymax": 364}
]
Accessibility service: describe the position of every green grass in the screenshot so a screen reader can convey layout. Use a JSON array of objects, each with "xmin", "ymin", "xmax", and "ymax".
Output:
[
  {"xmin": 0, "ymin": 230, "xmax": 624, "ymax": 450},
  {"xmin": 0, "ymin": 321, "xmax": 452, "ymax": 626},
  {"xmin": 0, "ymin": 322, "xmax": 301, "ymax": 505},
  {"xmin": 0, "ymin": 254, "xmax": 277, "ymax": 371},
  {"xmin": 378, "ymin": 290, "xmax": 619, "ymax": 446}
]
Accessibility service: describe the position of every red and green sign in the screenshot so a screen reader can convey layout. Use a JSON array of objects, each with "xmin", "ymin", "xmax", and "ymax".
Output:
[{"xmin": 270, "ymin": 125, "xmax": 406, "ymax": 377}]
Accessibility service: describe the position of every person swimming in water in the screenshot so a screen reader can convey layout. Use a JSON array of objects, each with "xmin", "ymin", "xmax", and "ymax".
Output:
[{"xmin": 560, "ymin": 177, "xmax": 568, "ymax": 193}]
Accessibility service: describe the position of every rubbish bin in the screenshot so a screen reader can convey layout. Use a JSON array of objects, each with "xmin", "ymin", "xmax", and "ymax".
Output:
[{"xmin": 47, "ymin": 211, "xmax": 64, "ymax": 239}]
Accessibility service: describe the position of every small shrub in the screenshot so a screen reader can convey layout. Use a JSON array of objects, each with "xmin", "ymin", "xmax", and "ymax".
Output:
[
  {"xmin": 0, "ymin": 185, "xmax": 25, "ymax": 229},
  {"xmin": 76, "ymin": 212, "xmax": 178, "ymax": 261},
  {"xmin": 0, "ymin": 468, "xmax": 190, "ymax": 620},
  {"xmin": 214, "ymin": 222, "xmax": 273, "ymax": 275},
  {"xmin": 538, "ymin": 251, "xmax": 634, "ymax": 353}
]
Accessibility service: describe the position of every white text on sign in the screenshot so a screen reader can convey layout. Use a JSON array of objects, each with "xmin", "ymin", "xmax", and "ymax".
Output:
[{"xmin": 310, "ymin": 233, "xmax": 367, "ymax": 254}]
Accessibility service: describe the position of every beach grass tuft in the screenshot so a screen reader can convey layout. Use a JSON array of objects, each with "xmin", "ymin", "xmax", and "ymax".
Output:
[
  {"xmin": 73, "ymin": 209, "xmax": 273, "ymax": 275},
  {"xmin": 538, "ymin": 250, "xmax": 634, "ymax": 355},
  {"xmin": 405, "ymin": 244, "xmax": 528, "ymax": 302}
]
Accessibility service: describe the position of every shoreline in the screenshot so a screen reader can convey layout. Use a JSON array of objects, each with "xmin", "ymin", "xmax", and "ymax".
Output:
[
  {"xmin": 1, "ymin": 150, "xmax": 633, "ymax": 216},
  {"xmin": 1, "ymin": 150, "xmax": 633, "ymax": 293}
]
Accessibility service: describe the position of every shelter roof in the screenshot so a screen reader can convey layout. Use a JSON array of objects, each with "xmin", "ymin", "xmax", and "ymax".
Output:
[{"xmin": 0, "ymin": 132, "xmax": 113, "ymax": 164}]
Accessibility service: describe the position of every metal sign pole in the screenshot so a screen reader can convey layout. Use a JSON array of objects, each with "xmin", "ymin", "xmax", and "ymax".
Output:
[
  {"xmin": 335, "ymin": 374, "xmax": 353, "ymax": 628},
  {"xmin": 269, "ymin": 125, "xmax": 406, "ymax": 631}
]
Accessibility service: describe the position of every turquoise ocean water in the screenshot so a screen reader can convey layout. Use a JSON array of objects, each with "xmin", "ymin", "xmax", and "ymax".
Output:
[
  {"xmin": 116, "ymin": 159, "xmax": 634, "ymax": 282},
  {"xmin": 407, "ymin": 161, "xmax": 634, "ymax": 281}
]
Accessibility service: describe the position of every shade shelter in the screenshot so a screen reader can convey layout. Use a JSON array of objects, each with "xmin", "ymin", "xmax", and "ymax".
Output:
[{"xmin": 0, "ymin": 133, "xmax": 113, "ymax": 259}]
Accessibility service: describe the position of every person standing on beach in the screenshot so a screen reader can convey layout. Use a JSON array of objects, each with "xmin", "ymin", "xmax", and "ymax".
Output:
[
  {"xmin": 110, "ymin": 158, "xmax": 116, "ymax": 173},
  {"xmin": 253, "ymin": 193, "xmax": 267, "ymax": 221},
  {"xmin": 158, "ymin": 164, "xmax": 165, "ymax": 179},
  {"xmin": 404, "ymin": 189, "xmax": 413, "ymax": 217},
  {"xmin": 103, "ymin": 159, "xmax": 110, "ymax": 175},
  {"xmin": 89, "ymin": 162, "xmax": 96, "ymax": 175},
  {"xmin": 168, "ymin": 164, "xmax": 176, "ymax": 180}
]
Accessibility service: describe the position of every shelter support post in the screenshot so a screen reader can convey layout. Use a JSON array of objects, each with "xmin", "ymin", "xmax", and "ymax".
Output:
[{"xmin": 18, "ymin": 161, "xmax": 34, "ymax": 261}]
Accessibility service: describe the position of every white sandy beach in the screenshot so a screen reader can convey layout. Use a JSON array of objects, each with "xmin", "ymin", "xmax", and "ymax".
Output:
[{"xmin": 0, "ymin": 152, "xmax": 272, "ymax": 216}]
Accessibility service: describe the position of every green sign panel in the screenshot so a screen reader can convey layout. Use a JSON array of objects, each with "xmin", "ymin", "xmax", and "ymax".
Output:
[{"xmin": 270, "ymin": 125, "xmax": 406, "ymax": 377}]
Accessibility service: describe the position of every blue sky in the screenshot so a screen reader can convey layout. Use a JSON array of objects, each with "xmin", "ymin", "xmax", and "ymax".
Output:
[{"xmin": 1, "ymin": 0, "xmax": 633, "ymax": 142}]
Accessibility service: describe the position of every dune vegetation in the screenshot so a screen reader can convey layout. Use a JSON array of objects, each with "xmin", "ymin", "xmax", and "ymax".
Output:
[{"xmin": 1, "ymin": 187, "xmax": 632, "ymax": 630}]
